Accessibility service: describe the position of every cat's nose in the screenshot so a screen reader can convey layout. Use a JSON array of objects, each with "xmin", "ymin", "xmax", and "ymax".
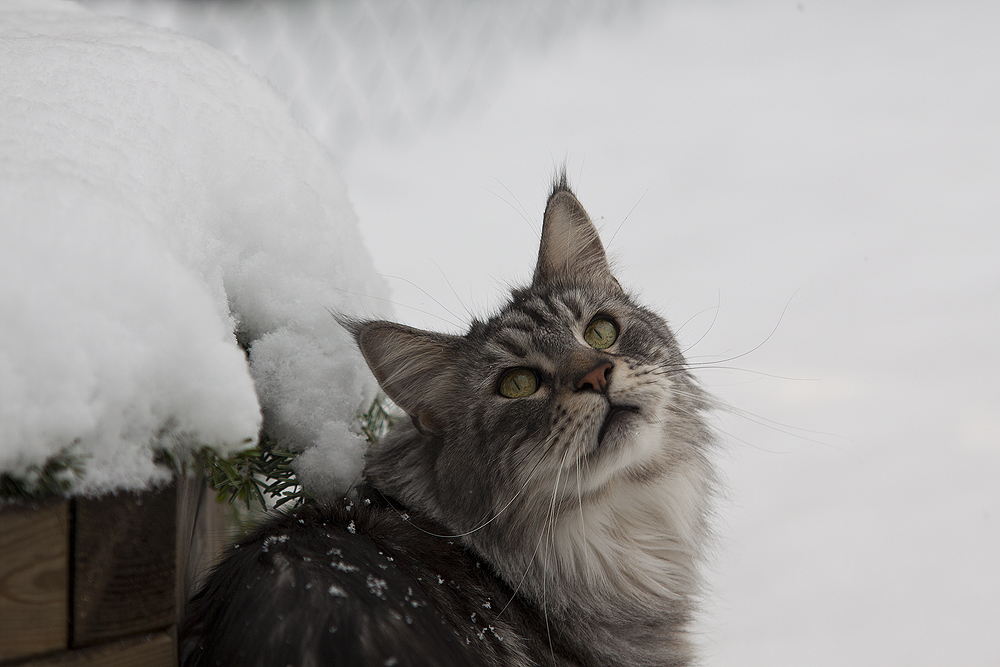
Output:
[{"xmin": 576, "ymin": 362, "xmax": 612, "ymax": 393}]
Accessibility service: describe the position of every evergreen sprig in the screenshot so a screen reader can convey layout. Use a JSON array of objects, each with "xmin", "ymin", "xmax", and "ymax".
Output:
[
  {"xmin": 197, "ymin": 442, "xmax": 305, "ymax": 510},
  {"xmin": 359, "ymin": 394, "xmax": 398, "ymax": 445},
  {"xmin": 0, "ymin": 449, "xmax": 86, "ymax": 500},
  {"xmin": 1, "ymin": 395, "xmax": 399, "ymax": 507},
  {"xmin": 198, "ymin": 394, "xmax": 398, "ymax": 511}
]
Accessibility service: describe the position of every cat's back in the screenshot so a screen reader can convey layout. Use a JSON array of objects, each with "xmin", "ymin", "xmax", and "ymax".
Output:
[{"xmin": 180, "ymin": 492, "xmax": 544, "ymax": 667}]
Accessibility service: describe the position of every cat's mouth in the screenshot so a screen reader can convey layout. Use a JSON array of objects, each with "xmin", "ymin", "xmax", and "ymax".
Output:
[{"xmin": 597, "ymin": 404, "xmax": 640, "ymax": 447}]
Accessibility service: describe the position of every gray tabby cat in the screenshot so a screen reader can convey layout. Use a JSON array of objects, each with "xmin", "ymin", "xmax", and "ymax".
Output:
[{"xmin": 181, "ymin": 174, "xmax": 716, "ymax": 667}]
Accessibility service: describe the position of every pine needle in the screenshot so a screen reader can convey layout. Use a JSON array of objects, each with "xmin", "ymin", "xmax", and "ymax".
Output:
[{"xmin": 1, "ymin": 395, "xmax": 398, "ymax": 507}]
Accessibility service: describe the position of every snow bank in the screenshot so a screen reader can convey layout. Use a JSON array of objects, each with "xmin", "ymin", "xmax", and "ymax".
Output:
[{"xmin": 0, "ymin": 1, "xmax": 389, "ymax": 496}]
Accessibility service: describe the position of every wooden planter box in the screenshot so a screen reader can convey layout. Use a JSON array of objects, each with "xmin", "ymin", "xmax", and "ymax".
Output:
[{"xmin": 0, "ymin": 477, "xmax": 230, "ymax": 666}]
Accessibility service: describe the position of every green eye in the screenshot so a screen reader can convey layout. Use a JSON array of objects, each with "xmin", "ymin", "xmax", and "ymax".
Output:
[
  {"xmin": 584, "ymin": 318, "xmax": 618, "ymax": 350},
  {"xmin": 499, "ymin": 368, "xmax": 538, "ymax": 398}
]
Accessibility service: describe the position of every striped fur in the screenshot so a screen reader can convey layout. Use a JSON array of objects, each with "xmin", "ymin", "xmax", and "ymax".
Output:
[{"xmin": 182, "ymin": 175, "xmax": 715, "ymax": 667}]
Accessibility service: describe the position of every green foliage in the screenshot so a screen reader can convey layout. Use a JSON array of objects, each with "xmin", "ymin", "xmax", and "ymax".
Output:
[
  {"xmin": 197, "ymin": 394, "xmax": 398, "ymax": 511},
  {"xmin": 197, "ymin": 440, "xmax": 305, "ymax": 510},
  {"xmin": 0, "ymin": 448, "xmax": 86, "ymax": 500},
  {"xmin": 1, "ymin": 395, "xmax": 398, "ymax": 508},
  {"xmin": 359, "ymin": 393, "xmax": 397, "ymax": 445}
]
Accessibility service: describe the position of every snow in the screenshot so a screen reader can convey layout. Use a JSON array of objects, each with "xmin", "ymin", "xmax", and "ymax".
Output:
[
  {"xmin": 5, "ymin": 0, "xmax": 998, "ymax": 664},
  {"xmin": 0, "ymin": 0, "xmax": 388, "ymax": 496}
]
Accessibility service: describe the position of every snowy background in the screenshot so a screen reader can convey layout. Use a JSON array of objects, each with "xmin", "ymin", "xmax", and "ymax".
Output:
[{"xmin": 4, "ymin": 0, "xmax": 999, "ymax": 664}]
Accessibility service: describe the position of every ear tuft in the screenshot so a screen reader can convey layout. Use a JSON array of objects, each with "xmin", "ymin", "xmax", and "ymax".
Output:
[
  {"xmin": 532, "ymin": 180, "xmax": 620, "ymax": 291},
  {"xmin": 550, "ymin": 166, "xmax": 571, "ymax": 198}
]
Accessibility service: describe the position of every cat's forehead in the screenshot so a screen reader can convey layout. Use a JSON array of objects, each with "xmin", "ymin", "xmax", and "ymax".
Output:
[{"xmin": 469, "ymin": 284, "xmax": 627, "ymax": 346}]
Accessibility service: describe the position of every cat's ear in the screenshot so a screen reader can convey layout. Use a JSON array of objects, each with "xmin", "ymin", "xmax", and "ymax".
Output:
[
  {"xmin": 532, "ymin": 182, "xmax": 621, "ymax": 292},
  {"xmin": 344, "ymin": 319, "xmax": 458, "ymax": 436}
]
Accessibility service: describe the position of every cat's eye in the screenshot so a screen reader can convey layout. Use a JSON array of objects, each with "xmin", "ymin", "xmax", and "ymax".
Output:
[
  {"xmin": 584, "ymin": 318, "xmax": 618, "ymax": 350},
  {"xmin": 498, "ymin": 368, "xmax": 539, "ymax": 398}
]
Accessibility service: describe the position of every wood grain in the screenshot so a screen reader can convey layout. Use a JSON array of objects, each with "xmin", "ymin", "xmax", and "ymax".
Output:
[
  {"xmin": 72, "ymin": 486, "xmax": 176, "ymax": 648},
  {"xmin": 13, "ymin": 630, "xmax": 175, "ymax": 667},
  {"xmin": 0, "ymin": 500, "xmax": 69, "ymax": 661},
  {"xmin": 174, "ymin": 475, "xmax": 231, "ymax": 623}
]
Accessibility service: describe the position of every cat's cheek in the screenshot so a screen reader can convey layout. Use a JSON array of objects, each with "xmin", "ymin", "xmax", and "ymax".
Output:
[{"xmin": 625, "ymin": 423, "xmax": 670, "ymax": 466}]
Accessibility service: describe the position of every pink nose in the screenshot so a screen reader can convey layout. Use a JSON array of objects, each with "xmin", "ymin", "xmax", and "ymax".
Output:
[{"xmin": 576, "ymin": 362, "xmax": 612, "ymax": 393}]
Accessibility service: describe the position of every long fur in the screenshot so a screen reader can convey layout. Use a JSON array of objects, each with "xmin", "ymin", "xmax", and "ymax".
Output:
[{"xmin": 181, "ymin": 175, "xmax": 715, "ymax": 667}]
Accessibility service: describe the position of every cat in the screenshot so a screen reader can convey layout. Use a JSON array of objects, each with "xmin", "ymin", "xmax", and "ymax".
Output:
[{"xmin": 180, "ymin": 173, "xmax": 716, "ymax": 667}]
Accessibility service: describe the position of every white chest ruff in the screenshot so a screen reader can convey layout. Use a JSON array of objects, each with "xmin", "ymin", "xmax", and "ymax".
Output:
[{"xmin": 535, "ymin": 456, "xmax": 708, "ymax": 613}]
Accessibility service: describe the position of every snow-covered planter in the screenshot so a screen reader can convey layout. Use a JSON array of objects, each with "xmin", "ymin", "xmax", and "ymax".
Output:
[{"xmin": 0, "ymin": 3, "xmax": 389, "ymax": 662}]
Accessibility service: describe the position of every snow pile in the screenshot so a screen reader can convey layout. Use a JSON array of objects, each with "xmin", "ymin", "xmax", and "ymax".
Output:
[{"xmin": 0, "ymin": 1, "xmax": 389, "ymax": 496}]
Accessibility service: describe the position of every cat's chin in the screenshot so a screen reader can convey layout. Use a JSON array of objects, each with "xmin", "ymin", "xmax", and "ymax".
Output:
[
  {"xmin": 597, "ymin": 404, "xmax": 640, "ymax": 448},
  {"xmin": 578, "ymin": 408, "xmax": 669, "ymax": 493}
]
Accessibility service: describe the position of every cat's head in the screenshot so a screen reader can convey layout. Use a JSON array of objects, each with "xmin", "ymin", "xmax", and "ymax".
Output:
[{"xmin": 344, "ymin": 176, "xmax": 712, "ymax": 554}]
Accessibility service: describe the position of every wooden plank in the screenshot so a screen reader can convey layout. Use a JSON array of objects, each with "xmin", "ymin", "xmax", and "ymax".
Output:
[
  {"xmin": 0, "ymin": 500, "xmax": 69, "ymax": 661},
  {"xmin": 12, "ymin": 629, "xmax": 175, "ymax": 667},
  {"xmin": 174, "ymin": 476, "xmax": 231, "ymax": 622},
  {"xmin": 72, "ymin": 485, "xmax": 176, "ymax": 647}
]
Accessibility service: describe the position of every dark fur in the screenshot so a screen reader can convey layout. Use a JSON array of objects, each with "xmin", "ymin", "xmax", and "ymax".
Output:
[
  {"xmin": 181, "ymin": 488, "xmax": 552, "ymax": 667},
  {"xmin": 181, "ymin": 174, "xmax": 714, "ymax": 666}
]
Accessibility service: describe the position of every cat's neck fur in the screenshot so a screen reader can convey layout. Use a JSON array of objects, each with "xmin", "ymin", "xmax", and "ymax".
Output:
[{"xmin": 370, "ymin": 417, "xmax": 710, "ymax": 665}]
